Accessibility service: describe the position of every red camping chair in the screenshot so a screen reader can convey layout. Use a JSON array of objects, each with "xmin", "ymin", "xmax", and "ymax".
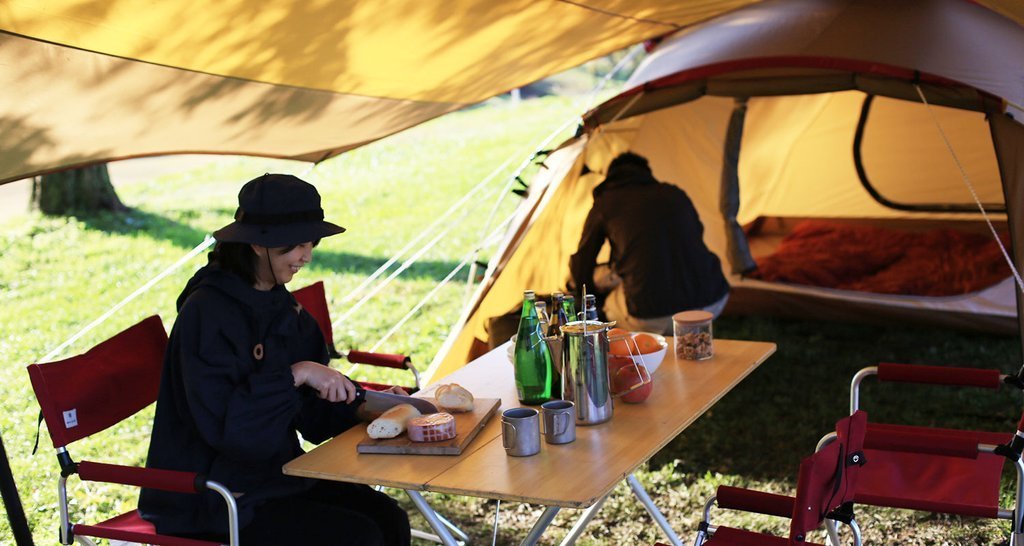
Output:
[
  {"xmin": 292, "ymin": 280, "xmax": 421, "ymax": 393},
  {"xmin": 27, "ymin": 315, "xmax": 240, "ymax": 546},
  {"xmin": 292, "ymin": 281, "xmax": 468, "ymax": 544},
  {"xmin": 689, "ymin": 410, "xmax": 868, "ymax": 546},
  {"xmin": 843, "ymin": 362, "xmax": 1024, "ymax": 543}
]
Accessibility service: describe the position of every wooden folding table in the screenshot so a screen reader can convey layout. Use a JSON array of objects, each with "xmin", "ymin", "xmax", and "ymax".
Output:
[{"xmin": 285, "ymin": 338, "xmax": 776, "ymax": 545}]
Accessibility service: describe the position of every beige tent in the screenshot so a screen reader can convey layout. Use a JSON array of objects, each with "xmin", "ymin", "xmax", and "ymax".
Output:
[{"xmin": 429, "ymin": 0, "xmax": 1024, "ymax": 381}]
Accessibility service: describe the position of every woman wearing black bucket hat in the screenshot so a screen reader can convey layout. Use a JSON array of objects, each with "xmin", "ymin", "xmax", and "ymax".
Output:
[{"xmin": 140, "ymin": 174, "xmax": 410, "ymax": 545}]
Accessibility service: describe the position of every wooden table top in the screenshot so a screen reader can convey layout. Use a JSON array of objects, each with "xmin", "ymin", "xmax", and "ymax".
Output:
[{"xmin": 284, "ymin": 338, "xmax": 776, "ymax": 507}]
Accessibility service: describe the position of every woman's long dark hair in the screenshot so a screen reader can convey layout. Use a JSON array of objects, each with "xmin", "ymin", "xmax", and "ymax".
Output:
[{"xmin": 209, "ymin": 241, "xmax": 258, "ymax": 285}]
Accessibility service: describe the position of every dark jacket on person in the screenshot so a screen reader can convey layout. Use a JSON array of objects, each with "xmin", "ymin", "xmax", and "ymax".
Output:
[
  {"xmin": 139, "ymin": 264, "xmax": 361, "ymax": 536},
  {"xmin": 569, "ymin": 162, "xmax": 729, "ymax": 318}
]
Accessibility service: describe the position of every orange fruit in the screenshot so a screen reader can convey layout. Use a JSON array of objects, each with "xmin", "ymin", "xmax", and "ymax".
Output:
[
  {"xmin": 608, "ymin": 328, "xmax": 633, "ymax": 355},
  {"xmin": 634, "ymin": 333, "xmax": 664, "ymax": 354},
  {"xmin": 607, "ymin": 327, "xmax": 630, "ymax": 339}
]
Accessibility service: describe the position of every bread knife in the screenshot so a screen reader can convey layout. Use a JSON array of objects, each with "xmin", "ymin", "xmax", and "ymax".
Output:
[{"xmin": 353, "ymin": 384, "xmax": 439, "ymax": 414}]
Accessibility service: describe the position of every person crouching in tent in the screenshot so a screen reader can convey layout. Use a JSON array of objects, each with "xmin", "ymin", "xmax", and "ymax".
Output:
[
  {"xmin": 139, "ymin": 174, "xmax": 410, "ymax": 545},
  {"xmin": 569, "ymin": 152, "xmax": 730, "ymax": 334}
]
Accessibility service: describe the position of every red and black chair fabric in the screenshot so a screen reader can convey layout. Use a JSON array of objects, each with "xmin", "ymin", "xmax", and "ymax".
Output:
[
  {"xmin": 292, "ymin": 280, "xmax": 421, "ymax": 393},
  {"xmin": 691, "ymin": 411, "xmax": 868, "ymax": 546},
  {"xmin": 27, "ymin": 315, "xmax": 239, "ymax": 546},
  {"xmin": 846, "ymin": 363, "xmax": 1024, "ymax": 539}
]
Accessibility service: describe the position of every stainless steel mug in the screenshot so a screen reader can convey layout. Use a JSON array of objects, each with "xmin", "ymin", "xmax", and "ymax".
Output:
[
  {"xmin": 560, "ymin": 320, "xmax": 613, "ymax": 425},
  {"xmin": 501, "ymin": 407, "xmax": 541, "ymax": 456},
  {"xmin": 541, "ymin": 400, "xmax": 576, "ymax": 444}
]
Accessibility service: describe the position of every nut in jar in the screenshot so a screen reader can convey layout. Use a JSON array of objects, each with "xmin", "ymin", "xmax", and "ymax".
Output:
[{"xmin": 672, "ymin": 310, "xmax": 714, "ymax": 360}]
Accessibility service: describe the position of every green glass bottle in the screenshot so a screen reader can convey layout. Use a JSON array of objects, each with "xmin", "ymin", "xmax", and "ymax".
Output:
[
  {"xmin": 513, "ymin": 290, "xmax": 555, "ymax": 404},
  {"xmin": 547, "ymin": 293, "xmax": 568, "ymax": 338},
  {"xmin": 562, "ymin": 295, "xmax": 578, "ymax": 323}
]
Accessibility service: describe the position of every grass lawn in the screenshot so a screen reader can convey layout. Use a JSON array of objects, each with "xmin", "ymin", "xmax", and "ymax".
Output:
[{"xmin": 2, "ymin": 93, "xmax": 1022, "ymax": 545}]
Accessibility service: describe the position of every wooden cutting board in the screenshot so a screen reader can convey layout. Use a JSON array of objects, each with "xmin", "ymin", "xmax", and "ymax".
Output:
[{"xmin": 357, "ymin": 398, "xmax": 501, "ymax": 455}]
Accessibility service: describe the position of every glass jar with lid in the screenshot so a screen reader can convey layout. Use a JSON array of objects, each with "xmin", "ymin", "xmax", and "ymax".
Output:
[{"xmin": 672, "ymin": 310, "xmax": 714, "ymax": 360}]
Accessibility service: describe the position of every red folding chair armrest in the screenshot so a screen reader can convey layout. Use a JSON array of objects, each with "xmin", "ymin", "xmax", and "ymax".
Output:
[
  {"xmin": 852, "ymin": 363, "xmax": 1005, "ymax": 413},
  {"xmin": 77, "ymin": 461, "xmax": 208, "ymax": 493},
  {"xmin": 347, "ymin": 350, "xmax": 421, "ymax": 392},
  {"xmin": 714, "ymin": 485, "xmax": 794, "ymax": 518},
  {"xmin": 876, "ymin": 362, "xmax": 1003, "ymax": 389},
  {"xmin": 347, "ymin": 350, "xmax": 410, "ymax": 370},
  {"xmin": 73, "ymin": 461, "xmax": 239, "ymax": 545},
  {"xmin": 76, "ymin": 460, "xmax": 239, "ymax": 524}
]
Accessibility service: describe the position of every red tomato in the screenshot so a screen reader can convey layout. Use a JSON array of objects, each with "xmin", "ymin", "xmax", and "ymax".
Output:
[{"xmin": 613, "ymin": 363, "xmax": 653, "ymax": 403}]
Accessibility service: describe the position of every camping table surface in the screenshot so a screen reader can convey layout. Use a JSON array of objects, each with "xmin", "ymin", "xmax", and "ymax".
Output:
[{"xmin": 284, "ymin": 338, "xmax": 776, "ymax": 545}]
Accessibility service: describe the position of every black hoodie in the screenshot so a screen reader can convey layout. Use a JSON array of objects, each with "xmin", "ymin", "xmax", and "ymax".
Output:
[
  {"xmin": 139, "ymin": 264, "xmax": 361, "ymax": 536},
  {"xmin": 569, "ymin": 162, "xmax": 729, "ymax": 317}
]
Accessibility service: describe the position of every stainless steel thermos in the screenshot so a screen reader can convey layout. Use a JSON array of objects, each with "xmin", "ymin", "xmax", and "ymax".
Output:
[{"xmin": 560, "ymin": 320, "xmax": 613, "ymax": 425}]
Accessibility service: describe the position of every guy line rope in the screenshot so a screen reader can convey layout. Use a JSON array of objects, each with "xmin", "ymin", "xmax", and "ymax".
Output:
[{"xmin": 914, "ymin": 84, "xmax": 1024, "ymax": 295}]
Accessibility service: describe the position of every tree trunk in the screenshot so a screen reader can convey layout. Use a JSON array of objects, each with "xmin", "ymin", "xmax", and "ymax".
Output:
[{"xmin": 31, "ymin": 164, "xmax": 128, "ymax": 215}]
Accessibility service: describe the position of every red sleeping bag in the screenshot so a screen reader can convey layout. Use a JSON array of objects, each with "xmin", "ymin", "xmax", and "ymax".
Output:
[{"xmin": 749, "ymin": 220, "xmax": 1012, "ymax": 296}]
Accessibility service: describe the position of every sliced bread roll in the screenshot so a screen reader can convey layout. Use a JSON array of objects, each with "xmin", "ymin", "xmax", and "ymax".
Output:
[
  {"xmin": 366, "ymin": 403, "xmax": 421, "ymax": 439},
  {"xmin": 435, "ymin": 383, "xmax": 474, "ymax": 413}
]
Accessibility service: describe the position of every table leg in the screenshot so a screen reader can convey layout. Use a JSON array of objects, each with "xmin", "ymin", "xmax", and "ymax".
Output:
[
  {"xmin": 406, "ymin": 490, "xmax": 461, "ymax": 545},
  {"xmin": 557, "ymin": 493, "xmax": 610, "ymax": 545},
  {"xmin": 627, "ymin": 474, "xmax": 682, "ymax": 546},
  {"xmin": 520, "ymin": 505, "xmax": 561, "ymax": 546}
]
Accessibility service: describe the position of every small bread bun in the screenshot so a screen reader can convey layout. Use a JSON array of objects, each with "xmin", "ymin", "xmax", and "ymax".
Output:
[
  {"xmin": 366, "ymin": 403, "xmax": 421, "ymax": 439},
  {"xmin": 435, "ymin": 383, "xmax": 474, "ymax": 413}
]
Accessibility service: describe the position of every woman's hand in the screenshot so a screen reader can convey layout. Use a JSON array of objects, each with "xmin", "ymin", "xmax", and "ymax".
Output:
[
  {"xmin": 291, "ymin": 361, "xmax": 358, "ymax": 403},
  {"xmin": 383, "ymin": 385, "xmax": 409, "ymax": 396},
  {"xmin": 355, "ymin": 385, "xmax": 412, "ymax": 421}
]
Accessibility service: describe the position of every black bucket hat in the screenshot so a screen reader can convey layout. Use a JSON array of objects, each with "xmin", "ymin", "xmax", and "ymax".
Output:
[{"xmin": 213, "ymin": 174, "xmax": 345, "ymax": 247}]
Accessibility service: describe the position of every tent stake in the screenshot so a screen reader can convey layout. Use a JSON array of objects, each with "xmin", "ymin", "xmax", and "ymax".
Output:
[{"xmin": 0, "ymin": 428, "xmax": 33, "ymax": 545}]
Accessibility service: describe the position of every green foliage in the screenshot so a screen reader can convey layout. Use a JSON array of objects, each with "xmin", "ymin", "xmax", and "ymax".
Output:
[{"xmin": 1, "ymin": 92, "xmax": 1021, "ymax": 545}]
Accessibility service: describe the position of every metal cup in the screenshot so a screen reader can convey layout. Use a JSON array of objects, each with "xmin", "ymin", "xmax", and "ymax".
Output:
[
  {"xmin": 501, "ymin": 408, "xmax": 541, "ymax": 457},
  {"xmin": 541, "ymin": 400, "xmax": 576, "ymax": 444}
]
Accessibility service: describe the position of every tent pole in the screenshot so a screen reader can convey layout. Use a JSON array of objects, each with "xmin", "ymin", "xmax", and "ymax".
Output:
[{"xmin": 0, "ymin": 428, "xmax": 33, "ymax": 545}]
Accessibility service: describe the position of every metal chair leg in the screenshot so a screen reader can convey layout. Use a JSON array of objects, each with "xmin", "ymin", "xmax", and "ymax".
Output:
[{"xmin": 825, "ymin": 517, "xmax": 841, "ymax": 545}]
